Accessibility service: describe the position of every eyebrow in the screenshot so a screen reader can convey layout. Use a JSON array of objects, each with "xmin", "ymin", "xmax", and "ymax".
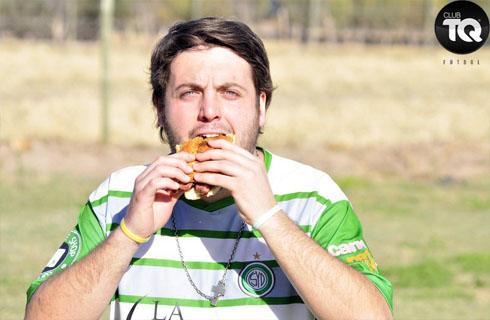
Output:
[
  {"xmin": 174, "ymin": 82, "xmax": 248, "ymax": 93},
  {"xmin": 174, "ymin": 83, "xmax": 201, "ymax": 92},
  {"xmin": 218, "ymin": 82, "xmax": 248, "ymax": 93}
]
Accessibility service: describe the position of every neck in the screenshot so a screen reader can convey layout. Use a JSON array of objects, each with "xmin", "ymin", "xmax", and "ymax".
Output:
[{"xmin": 200, "ymin": 147, "xmax": 264, "ymax": 203}]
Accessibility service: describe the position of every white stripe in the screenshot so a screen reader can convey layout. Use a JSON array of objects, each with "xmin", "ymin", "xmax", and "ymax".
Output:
[
  {"xmin": 107, "ymin": 165, "xmax": 146, "ymax": 191},
  {"xmin": 134, "ymin": 234, "xmax": 273, "ymax": 262}
]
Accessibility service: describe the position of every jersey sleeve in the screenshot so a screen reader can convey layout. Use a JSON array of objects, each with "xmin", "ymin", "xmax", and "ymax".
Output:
[
  {"xmin": 310, "ymin": 200, "xmax": 393, "ymax": 312},
  {"xmin": 26, "ymin": 201, "xmax": 106, "ymax": 302}
]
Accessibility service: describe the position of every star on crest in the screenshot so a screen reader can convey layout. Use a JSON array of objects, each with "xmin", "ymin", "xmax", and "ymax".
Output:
[{"xmin": 253, "ymin": 251, "xmax": 261, "ymax": 260}]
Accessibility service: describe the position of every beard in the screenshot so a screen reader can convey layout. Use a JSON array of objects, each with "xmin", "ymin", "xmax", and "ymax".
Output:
[{"xmin": 162, "ymin": 111, "xmax": 262, "ymax": 155}]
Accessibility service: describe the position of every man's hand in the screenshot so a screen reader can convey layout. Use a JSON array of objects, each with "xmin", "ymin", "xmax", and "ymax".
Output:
[
  {"xmin": 193, "ymin": 139, "xmax": 276, "ymax": 225},
  {"xmin": 124, "ymin": 152, "xmax": 194, "ymax": 238}
]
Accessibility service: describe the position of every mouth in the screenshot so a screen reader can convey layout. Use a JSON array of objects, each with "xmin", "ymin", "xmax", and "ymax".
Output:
[{"xmin": 192, "ymin": 132, "xmax": 231, "ymax": 139}]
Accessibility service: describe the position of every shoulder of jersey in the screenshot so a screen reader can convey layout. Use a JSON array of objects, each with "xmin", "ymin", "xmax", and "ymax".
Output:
[
  {"xmin": 88, "ymin": 165, "xmax": 147, "ymax": 203},
  {"xmin": 267, "ymin": 152, "xmax": 348, "ymax": 204}
]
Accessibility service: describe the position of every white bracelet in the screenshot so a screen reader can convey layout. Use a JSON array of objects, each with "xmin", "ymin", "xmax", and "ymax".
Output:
[{"xmin": 252, "ymin": 204, "xmax": 282, "ymax": 230}]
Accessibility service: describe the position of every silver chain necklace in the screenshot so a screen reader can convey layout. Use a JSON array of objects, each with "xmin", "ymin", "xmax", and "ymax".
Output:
[{"xmin": 171, "ymin": 215, "xmax": 245, "ymax": 306}]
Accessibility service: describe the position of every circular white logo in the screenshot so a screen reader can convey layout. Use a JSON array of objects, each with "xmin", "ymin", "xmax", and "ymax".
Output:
[
  {"xmin": 238, "ymin": 262, "xmax": 275, "ymax": 297},
  {"xmin": 435, "ymin": 0, "xmax": 489, "ymax": 54}
]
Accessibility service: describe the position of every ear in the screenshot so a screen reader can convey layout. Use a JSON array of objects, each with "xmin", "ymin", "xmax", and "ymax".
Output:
[{"xmin": 258, "ymin": 92, "xmax": 267, "ymax": 128}]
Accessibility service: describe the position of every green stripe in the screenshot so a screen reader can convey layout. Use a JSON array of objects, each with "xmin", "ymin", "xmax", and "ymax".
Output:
[
  {"xmin": 117, "ymin": 294, "xmax": 303, "ymax": 307},
  {"xmin": 130, "ymin": 258, "xmax": 279, "ymax": 270},
  {"xmin": 275, "ymin": 191, "xmax": 331, "ymax": 207},
  {"xmin": 107, "ymin": 224, "xmax": 312, "ymax": 237},
  {"xmin": 181, "ymin": 195, "xmax": 235, "ymax": 212},
  {"xmin": 158, "ymin": 228, "xmax": 266, "ymax": 239},
  {"xmin": 91, "ymin": 190, "xmax": 132, "ymax": 207}
]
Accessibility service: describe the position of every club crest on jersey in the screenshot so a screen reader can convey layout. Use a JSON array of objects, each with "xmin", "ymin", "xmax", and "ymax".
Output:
[
  {"xmin": 238, "ymin": 262, "xmax": 274, "ymax": 297},
  {"xmin": 38, "ymin": 229, "xmax": 81, "ymax": 281}
]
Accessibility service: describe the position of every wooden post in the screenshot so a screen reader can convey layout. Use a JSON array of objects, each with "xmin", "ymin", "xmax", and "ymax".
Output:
[
  {"xmin": 67, "ymin": 0, "xmax": 78, "ymax": 40},
  {"xmin": 308, "ymin": 0, "xmax": 322, "ymax": 42},
  {"xmin": 300, "ymin": 0, "xmax": 310, "ymax": 44},
  {"xmin": 424, "ymin": 0, "xmax": 437, "ymax": 45},
  {"xmin": 100, "ymin": 0, "xmax": 114, "ymax": 144}
]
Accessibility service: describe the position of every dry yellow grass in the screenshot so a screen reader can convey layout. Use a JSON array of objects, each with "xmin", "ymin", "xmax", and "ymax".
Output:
[{"xmin": 1, "ymin": 38, "xmax": 489, "ymax": 150}]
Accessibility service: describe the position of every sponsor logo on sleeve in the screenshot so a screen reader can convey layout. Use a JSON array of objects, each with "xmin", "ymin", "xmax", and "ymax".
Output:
[
  {"xmin": 38, "ymin": 229, "xmax": 81, "ymax": 281},
  {"xmin": 327, "ymin": 240, "xmax": 367, "ymax": 257},
  {"xmin": 345, "ymin": 250, "xmax": 378, "ymax": 273},
  {"xmin": 328, "ymin": 239, "xmax": 378, "ymax": 272}
]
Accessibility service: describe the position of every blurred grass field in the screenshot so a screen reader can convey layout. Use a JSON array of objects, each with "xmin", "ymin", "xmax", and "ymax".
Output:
[
  {"xmin": 1, "ymin": 38, "xmax": 489, "ymax": 319},
  {"xmin": 1, "ymin": 38, "xmax": 489, "ymax": 148}
]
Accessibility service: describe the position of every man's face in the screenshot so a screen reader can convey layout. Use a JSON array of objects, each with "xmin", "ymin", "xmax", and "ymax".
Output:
[{"xmin": 162, "ymin": 46, "xmax": 266, "ymax": 153}]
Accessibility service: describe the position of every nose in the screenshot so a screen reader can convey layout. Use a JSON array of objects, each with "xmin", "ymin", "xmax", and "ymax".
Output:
[{"xmin": 198, "ymin": 92, "xmax": 222, "ymax": 122}]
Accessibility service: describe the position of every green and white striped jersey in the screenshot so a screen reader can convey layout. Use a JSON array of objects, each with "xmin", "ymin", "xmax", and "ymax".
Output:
[{"xmin": 27, "ymin": 148, "xmax": 392, "ymax": 319}]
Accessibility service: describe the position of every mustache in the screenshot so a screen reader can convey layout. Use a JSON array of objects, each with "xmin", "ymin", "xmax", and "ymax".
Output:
[{"xmin": 188, "ymin": 125, "xmax": 232, "ymax": 138}]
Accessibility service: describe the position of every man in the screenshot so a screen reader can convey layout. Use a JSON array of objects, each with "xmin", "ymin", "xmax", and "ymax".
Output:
[{"xmin": 25, "ymin": 17, "xmax": 392, "ymax": 319}]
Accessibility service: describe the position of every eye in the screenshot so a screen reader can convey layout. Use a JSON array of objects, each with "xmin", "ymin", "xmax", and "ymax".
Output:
[
  {"xmin": 223, "ymin": 90, "xmax": 240, "ymax": 99},
  {"xmin": 180, "ymin": 90, "xmax": 199, "ymax": 99}
]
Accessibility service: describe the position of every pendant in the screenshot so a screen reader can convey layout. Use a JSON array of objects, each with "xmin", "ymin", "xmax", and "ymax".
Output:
[
  {"xmin": 210, "ymin": 280, "xmax": 226, "ymax": 307},
  {"xmin": 210, "ymin": 296, "xmax": 218, "ymax": 307}
]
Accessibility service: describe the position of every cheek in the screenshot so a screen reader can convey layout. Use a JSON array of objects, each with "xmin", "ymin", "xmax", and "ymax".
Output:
[
  {"xmin": 166, "ymin": 108, "xmax": 184, "ymax": 123},
  {"xmin": 223, "ymin": 101, "xmax": 259, "ymax": 133},
  {"xmin": 221, "ymin": 104, "xmax": 243, "ymax": 128},
  {"xmin": 166, "ymin": 98, "xmax": 195, "ymax": 122},
  {"xmin": 164, "ymin": 103, "xmax": 195, "ymax": 136},
  {"xmin": 226, "ymin": 95, "xmax": 257, "ymax": 118}
]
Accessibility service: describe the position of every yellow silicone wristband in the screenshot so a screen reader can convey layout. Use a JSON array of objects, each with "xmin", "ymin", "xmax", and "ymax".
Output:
[{"xmin": 120, "ymin": 218, "xmax": 150, "ymax": 244}]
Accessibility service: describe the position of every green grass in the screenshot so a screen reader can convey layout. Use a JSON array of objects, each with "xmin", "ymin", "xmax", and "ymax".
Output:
[
  {"xmin": 384, "ymin": 260, "xmax": 454, "ymax": 288},
  {"xmin": 0, "ymin": 172, "xmax": 100, "ymax": 319},
  {"xmin": 338, "ymin": 176, "xmax": 490, "ymax": 319},
  {"xmin": 453, "ymin": 253, "xmax": 490, "ymax": 275},
  {"xmin": 1, "ymin": 170, "xmax": 489, "ymax": 319}
]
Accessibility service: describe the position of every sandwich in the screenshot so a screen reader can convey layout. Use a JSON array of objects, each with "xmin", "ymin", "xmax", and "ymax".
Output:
[{"xmin": 176, "ymin": 133, "xmax": 235, "ymax": 200}]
